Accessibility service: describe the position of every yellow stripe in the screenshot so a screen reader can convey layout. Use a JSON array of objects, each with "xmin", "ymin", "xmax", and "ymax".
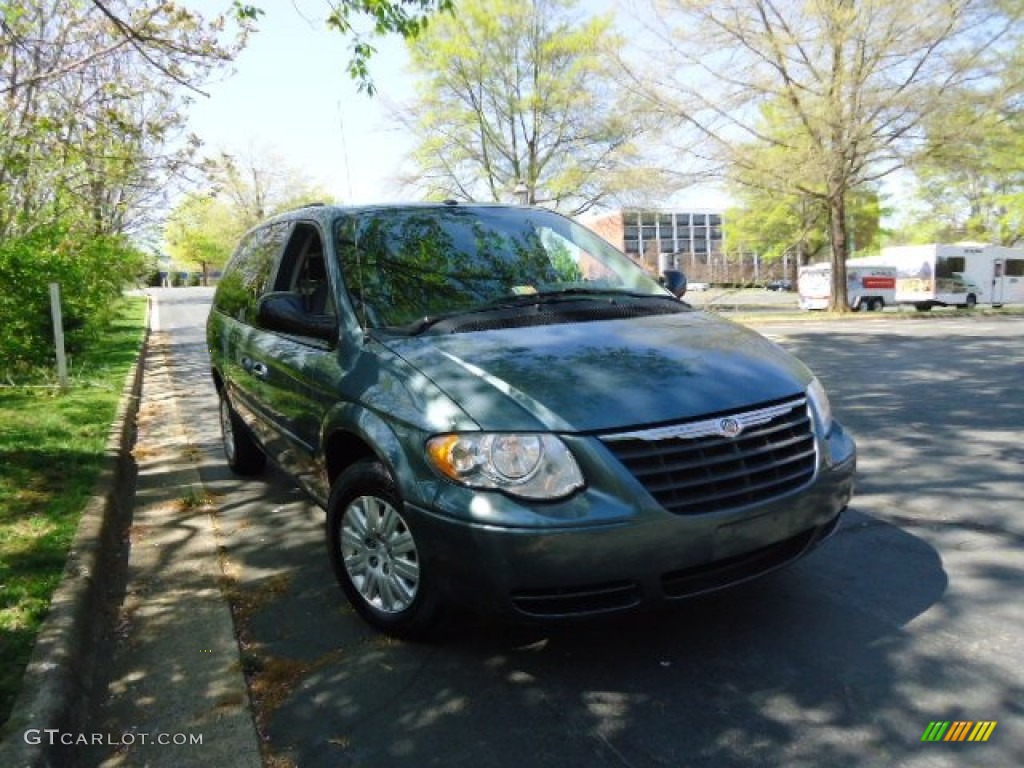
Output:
[{"xmin": 970, "ymin": 721, "xmax": 997, "ymax": 742}]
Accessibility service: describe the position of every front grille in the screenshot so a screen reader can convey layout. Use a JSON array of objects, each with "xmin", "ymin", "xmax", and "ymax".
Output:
[{"xmin": 601, "ymin": 396, "xmax": 816, "ymax": 515}]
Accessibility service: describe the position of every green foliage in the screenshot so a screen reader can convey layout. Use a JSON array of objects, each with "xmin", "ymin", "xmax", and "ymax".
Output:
[
  {"xmin": 901, "ymin": 94, "xmax": 1024, "ymax": 246},
  {"xmin": 401, "ymin": 0, "xmax": 668, "ymax": 213},
  {"xmin": 1, "ymin": 1, "xmax": 250, "ymax": 242},
  {"xmin": 200, "ymin": 149, "xmax": 335, "ymax": 233},
  {"xmin": 324, "ymin": 0, "xmax": 455, "ymax": 95},
  {"xmin": 0, "ymin": 1, "xmax": 245, "ymax": 367},
  {"xmin": 165, "ymin": 195, "xmax": 240, "ymax": 278},
  {"xmin": 640, "ymin": 0, "xmax": 1024, "ymax": 309},
  {"xmin": 726, "ymin": 179, "xmax": 884, "ymax": 269},
  {"xmin": 0, "ymin": 227, "xmax": 146, "ymax": 375}
]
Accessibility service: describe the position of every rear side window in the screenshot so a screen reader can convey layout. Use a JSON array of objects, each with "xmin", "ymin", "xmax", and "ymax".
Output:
[{"xmin": 213, "ymin": 223, "xmax": 290, "ymax": 323}]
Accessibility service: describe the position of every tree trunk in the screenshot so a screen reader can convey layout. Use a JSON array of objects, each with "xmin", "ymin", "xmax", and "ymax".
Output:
[{"xmin": 828, "ymin": 193, "xmax": 851, "ymax": 312}]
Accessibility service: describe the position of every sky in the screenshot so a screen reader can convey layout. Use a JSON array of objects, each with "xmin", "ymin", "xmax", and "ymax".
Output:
[
  {"xmin": 185, "ymin": 0, "xmax": 420, "ymax": 204},
  {"xmin": 183, "ymin": 0, "xmax": 730, "ymax": 210}
]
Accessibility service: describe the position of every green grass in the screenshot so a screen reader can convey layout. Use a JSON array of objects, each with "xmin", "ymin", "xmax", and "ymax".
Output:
[{"xmin": 0, "ymin": 296, "xmax": 147, "ymax": 725}]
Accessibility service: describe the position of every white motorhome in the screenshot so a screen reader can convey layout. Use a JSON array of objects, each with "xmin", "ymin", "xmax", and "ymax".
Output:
[
  {"xmin": 880, "ymin": 243, "xmax": 1024, "ymax": 310},
  {"xmin": 798, "ymin": 261, "xmax": 897, "ymax": 311}
]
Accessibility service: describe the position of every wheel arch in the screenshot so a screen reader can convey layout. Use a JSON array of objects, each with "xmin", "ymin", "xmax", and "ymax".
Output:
[{"xmin": 321, "ymin": 406, "xmax": 430, "ymax": 507}]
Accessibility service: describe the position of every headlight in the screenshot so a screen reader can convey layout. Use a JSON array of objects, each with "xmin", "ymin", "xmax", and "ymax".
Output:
[
  {"xmin": 806, "ymin": 377, "xmax": 833, "ymax": 435},
  {"xmin": 426, "ymin": 433, "xmax": 584, "ymax": 500}
]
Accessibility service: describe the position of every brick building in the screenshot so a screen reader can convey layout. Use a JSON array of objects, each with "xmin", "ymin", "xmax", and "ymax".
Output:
[{"xmin": 584, "ymin": 209, "xmax": 725, "ymax": 281}]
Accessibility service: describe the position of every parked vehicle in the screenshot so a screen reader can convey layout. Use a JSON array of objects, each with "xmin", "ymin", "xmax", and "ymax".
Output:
[
  {"xmin": 207, "ymin": 202, "xmax": 856, "ymax": 638},
  {"xmin": 766, "ymin": 278, "xmax": 793, "ymax": 292},
  {"xmin": 661, "ymin": 268, "xmax": 688, "ymax": 297},
  {"xmin": 880, "ymin": 243, "xmax": 1024, "ymax": 310},
  {"xmin": 798, "ymin": 262, "xmax": 896, "ymax": 311}
]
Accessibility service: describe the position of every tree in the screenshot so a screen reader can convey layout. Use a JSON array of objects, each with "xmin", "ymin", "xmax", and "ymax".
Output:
[
  {"xmin": 1, "ymin": 1, "xmax": 252, "ymax": 97},
  {"xmin": 164, "ymin": 194, "xmax": 240, "ymax": 285},
  {"xmin": 901, "ymin": 91, "xmax": 1024, "ymax": 246},
  {"xmin": 725, "ymin": 193, "xmax": 826, "ymax": 279},
  {"xmin": 0, "ymin": 1, "xmax": 246, "ymax": 369},
  {"xmin": 1, "ymin": 0, "xmax": 250, "ymax": 240},
  {"xmin": 396, "ymin": 0, "xmax": 672, "ymax": 215},
  {"xmin": 323, "ymin": 0, "xmax": 454, "ymax": 94},
  {"xmin": 201, "ymin": 148, "xmax": 335, "ymax": 232},
  {"xmin": 624, "ymin": 0, "xmax": 1023, "ymax": 310},
  {"xmin": 164, "ymin": 150, "xmax": 332, "ymax": 284}
]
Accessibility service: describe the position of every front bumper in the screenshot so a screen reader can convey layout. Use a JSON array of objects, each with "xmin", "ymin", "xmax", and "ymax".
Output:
[{"xmin": 409, "ymin": 428, "xmax": 856, "ymax": 621}]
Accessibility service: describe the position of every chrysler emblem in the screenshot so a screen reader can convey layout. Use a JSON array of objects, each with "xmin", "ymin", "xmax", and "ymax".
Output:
[{"xmin": 718, "ymin": 417, "xmax": 742, "ymax": 438}]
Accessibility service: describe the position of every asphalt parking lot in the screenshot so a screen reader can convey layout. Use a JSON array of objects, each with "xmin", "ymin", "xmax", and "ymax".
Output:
[{"xmin": 88, "ymin": 290, "xmax": 1024, "ymax": 768}]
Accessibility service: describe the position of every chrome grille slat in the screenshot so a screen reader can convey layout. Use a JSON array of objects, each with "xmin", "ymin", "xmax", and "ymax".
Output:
[
  {"xmin": 643, "ymin": 447, "xmax": 817, "ymax": 496},
  {"xmin": 600, "ymin": 395, "xmax": 817, "ymax": 515},
  {"xmin": 630, "ymin": 433, "xmax": 814, "ymax": 478}
]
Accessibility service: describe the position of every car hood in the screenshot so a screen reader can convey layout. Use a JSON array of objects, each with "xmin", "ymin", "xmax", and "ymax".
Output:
[{"xmin": 381, "ymin": 312, "xmax": 810, "ymax": 433}]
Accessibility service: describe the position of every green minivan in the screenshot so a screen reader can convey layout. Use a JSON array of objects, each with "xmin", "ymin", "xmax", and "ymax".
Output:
[{"xmin": 207, "ymin": 202, "xmax": 856, "ymax": 638}]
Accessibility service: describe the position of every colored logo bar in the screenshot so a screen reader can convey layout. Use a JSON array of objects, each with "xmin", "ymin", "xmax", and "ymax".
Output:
[{"xmin": 921, "ymin": 721, "xmax": 997, "ymax": 742}]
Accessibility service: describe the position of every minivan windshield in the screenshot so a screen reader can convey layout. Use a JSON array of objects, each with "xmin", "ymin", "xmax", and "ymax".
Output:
[{"xmin": 334, "ymin": 206, "xmax": 672, "ymax": 331}]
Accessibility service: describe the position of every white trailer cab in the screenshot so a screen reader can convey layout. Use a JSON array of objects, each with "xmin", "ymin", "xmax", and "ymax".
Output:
[
  {"xmin": 798, "ymin": 262, "xmax": 896, "ymax": 311},
  {"xmin": 880, "ymin": 243, "xmax": 1024, "ymax": 310}
]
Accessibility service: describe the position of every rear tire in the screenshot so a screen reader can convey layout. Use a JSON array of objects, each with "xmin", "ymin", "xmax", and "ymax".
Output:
[
  {"xmin": 326, "ymin": 460, "xmax": 442, "ymax": 639},
  {"xmin": 219, "ymin": 393, "xmax": 265, "ymax": 475}
]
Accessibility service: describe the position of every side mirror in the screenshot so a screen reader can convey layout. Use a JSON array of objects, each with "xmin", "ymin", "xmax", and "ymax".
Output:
[
  {"xmin": 257, "ymin": 292, "xmax": 336, "ymax": 342},
  {"xmin": 662, "ymin": 268, "xmax": 688, "ymax": 298}
]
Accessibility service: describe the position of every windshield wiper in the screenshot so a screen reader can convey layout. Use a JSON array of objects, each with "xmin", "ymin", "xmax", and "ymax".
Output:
[
  {"xmin": 400, "ymin": 302, "xmax": 529, "ymax": 334},
  {"xmin": 534, "ymin": 287, "xmax": 677, "ymax": 301},
  {"xmin": 397, "ymin": 289, "xmax": 677, "ymax": 335}
]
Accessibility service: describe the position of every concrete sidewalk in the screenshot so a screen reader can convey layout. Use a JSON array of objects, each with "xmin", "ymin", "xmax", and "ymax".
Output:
[
  {"xmin": 0, "ymin": 314, "xmax": 262, "ymax": 767},
  {"xmin": 80, "ymin": 331, "xmax": 261, "ymax": 767}
]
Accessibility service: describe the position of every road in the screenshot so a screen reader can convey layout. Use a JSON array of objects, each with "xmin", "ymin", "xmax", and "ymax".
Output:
[{"xmin": 116, "ymin": 288, "xmax": 1024, "ymax": 767}]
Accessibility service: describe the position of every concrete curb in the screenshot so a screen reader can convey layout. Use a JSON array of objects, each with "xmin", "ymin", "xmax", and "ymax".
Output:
[{"xmin": 0, "ymin": 298, "xmax": 151, "ymax": 768}]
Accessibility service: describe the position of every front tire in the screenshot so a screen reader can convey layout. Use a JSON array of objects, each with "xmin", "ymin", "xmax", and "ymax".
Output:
[
  {"xmin": 219, "ymin": 393, "xmax": 265, "ymax": 475},
  {"xmin": 326, "ymin": 460, "xmax": 442, "ymax": 639}
]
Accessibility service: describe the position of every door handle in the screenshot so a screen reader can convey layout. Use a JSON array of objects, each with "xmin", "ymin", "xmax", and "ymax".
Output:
[{"xmin": 250, "ymin": 361, "xmax": 268, "ymax": 379}]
